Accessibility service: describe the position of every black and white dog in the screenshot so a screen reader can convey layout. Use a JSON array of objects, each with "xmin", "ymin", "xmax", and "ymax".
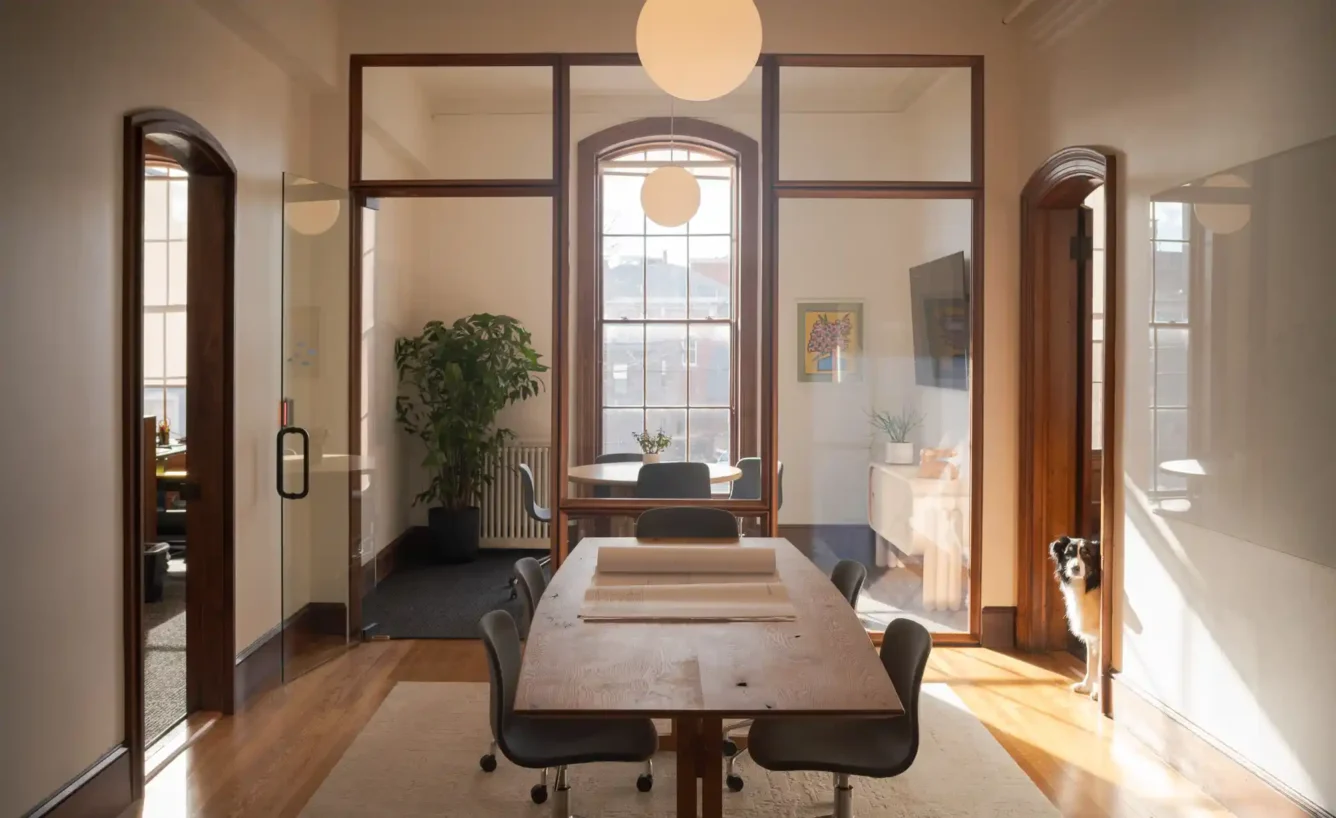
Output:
[{"xmin": 1049, "ymin": 535, "xmax": 1101, "ymax": 700}]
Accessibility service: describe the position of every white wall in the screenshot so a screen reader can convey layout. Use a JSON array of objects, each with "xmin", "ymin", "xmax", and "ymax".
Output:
[
  {"xmin": 0, "ymin": 0, "xmax": 312, "ymax": 812},
  {"xmin": 1021, "ymin": 0, "xmax": 1336, "ymax": 809},
  {"xmin": 400, "ymin": 197, "xmax": 555, "ymax": 526}
]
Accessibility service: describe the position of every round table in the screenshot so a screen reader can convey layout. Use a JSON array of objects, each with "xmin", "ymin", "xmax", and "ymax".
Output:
[{"xmin": 567, "ymin": 461, "xmax": 742, "ymax": 487}]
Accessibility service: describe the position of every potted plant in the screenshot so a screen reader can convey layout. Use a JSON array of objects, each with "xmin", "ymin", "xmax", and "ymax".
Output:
[
  {"xmin": 395, "ymin": 314, "xmax": 547, "ymax": 563},
  {"xmin": 871, "ymin": 408, "xmax": 924, "ymax": 465},
  {"xmin": 632, "ymin": 428, "xmax": 672, "ymax": 463}
]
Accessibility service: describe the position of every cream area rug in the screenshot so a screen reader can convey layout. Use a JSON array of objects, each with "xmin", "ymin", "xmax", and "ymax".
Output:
[{"xmin": 301, "ymin": 682, "xmax": 1060, "ymax": 817}]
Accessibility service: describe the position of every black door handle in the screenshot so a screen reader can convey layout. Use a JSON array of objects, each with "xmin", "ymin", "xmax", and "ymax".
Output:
[{"xmin": 277, "ymin": 426, "xmax": 311, "ymax": 500}]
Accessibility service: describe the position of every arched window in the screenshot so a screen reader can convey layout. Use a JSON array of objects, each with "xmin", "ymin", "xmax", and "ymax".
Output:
[{"xmin": 574, "ymin": 119, "xmax": 759, "ymax": 468}]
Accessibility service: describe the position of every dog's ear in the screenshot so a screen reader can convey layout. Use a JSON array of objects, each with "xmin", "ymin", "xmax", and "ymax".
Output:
[{"xmin": 1049, "ymin": 537, "xmax": 1068, "ymax": 561}]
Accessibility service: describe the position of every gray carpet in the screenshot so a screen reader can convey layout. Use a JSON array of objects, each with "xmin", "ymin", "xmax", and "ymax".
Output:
[
  {"xmin": 362, "ymin": 550, "xmax": 547, "ymax": 639},
  {"xmin": 143, "ymin": 560, "xmax": 187, "ymax": 745}
]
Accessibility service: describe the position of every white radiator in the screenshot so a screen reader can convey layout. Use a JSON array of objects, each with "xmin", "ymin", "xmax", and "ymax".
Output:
[{"xmin": 480, "ymin": 442, "xmax": 551, "ymax": 549}]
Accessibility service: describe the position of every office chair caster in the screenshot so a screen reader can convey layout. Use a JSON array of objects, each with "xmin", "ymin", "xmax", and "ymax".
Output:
[
  {"xmin": 530, "ymin": 783, "xmax": 548, "ymax": 804},
  {"xmin": 636, "ymin": 772, "xmax": 654, "ymax": 792},
  {"xmin": 723, "ymin": 738, "xmax": 740, "ymax": 757},
  {"xmin": 726, "ymin": 773, "xmax": 744, "ymax": 792},
  {"xmin": 479, "ymin": 753, "xmax": 497, "ymax": 772}
]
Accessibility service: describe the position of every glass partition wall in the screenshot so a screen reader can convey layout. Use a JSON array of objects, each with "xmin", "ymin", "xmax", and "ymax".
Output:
[
  {"xmin": 774, "ymin": 61, "xmax": 981, "ymax": 637},
  {"xmin": 349, "ymin": 54, "xmax": 982, "ymax": 641}
]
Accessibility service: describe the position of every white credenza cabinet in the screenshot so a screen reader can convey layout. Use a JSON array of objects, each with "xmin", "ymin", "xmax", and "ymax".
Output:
[{"xmin": 867, "ymin": 462, "xmax": 969, "ymax": 612}]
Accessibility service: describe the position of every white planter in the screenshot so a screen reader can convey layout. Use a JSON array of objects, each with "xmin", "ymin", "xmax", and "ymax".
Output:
[
  {"xmin": 884, "ymin": 442, "xmax": 914, "ymax": 465},
  {"xmin": 643, "ymin": 452, "xmax": 661, "ymax": 463}
]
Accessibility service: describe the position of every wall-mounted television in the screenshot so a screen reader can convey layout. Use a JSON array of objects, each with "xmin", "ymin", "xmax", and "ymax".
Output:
[{"xmin": 909, "ymin": 251, "xmax": 970, "ymax": 391}]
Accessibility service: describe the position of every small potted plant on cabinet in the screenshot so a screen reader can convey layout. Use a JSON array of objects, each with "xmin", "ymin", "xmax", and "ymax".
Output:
[
  {"xmin": 632, "ymin": 428, "xmax": 672, "ymax": 463},
  {"xmin": 395, "ymin": 314, "xmax": 547, "ymax": 563},
  {"xmin": 871, "ymin": 408, "xmax": 924, "ymax": 466}
]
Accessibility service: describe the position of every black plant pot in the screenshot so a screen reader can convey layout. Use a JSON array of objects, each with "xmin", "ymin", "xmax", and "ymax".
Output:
[{"xmin": 427, "ymin": 506, "xmax": 481, "ymax": 564}]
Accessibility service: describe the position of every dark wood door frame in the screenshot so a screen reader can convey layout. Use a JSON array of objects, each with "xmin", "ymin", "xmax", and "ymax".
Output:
[
  {"xmin": 1017, "ymin": 146, "xmax": 1119, "ymax": 714},
  {"xmin": 123, "ymin": 109, "xmax": 238, "ymax": 797}
]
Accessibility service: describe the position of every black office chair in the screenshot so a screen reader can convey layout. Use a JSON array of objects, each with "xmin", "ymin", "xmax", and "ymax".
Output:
[
  {"xmin": 509, "ymin": 464, "xmax": 551, "ymax": 599},
  {"xmin": 744, "ymin": 619, "xmax": 933, "ymax": 817},
  {"xmin": 635, "ymin": 507, "xmax": 739, "ymax": 539},
  {"xmin": 830, "ymin": 559, "xmax": 868, "ymax": 607},
  {"xmin": 512, "ymin": 556, "xmax": 548, "ymax": 635},
  {"xmin": 730, "ymin": 457, "xmax": 785, "ymax": 509},
  {"xmin": 723, "ymin": 558, "xmax": 868, "ymax": 791},
  {"xmin": 635, "ymin": 461, "xmax": 711, "ymax": 499},
  {"xmin": 594, "ymin": 452, "xmax": 643, "ymax": 498},
  {"xmin": 478, "ymin": 610, "xmax": 658, "ymax": 815}
]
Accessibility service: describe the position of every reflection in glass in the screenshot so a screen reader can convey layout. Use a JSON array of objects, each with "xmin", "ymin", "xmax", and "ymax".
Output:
[
  {"xmin": 779, "ymin": 198, "xmax": 973, "ymax": 634},
  {"xmin": 1144, "ymin": 135, "xmax": 1336, "ymax": 572}
]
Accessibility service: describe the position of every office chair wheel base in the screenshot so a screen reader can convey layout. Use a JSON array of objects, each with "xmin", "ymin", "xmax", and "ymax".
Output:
[
  {"xmin": 723, "ymin": 738, "xmax": 739, "ymax": 757},
  {"xmin": 479, "ymin": 754, "xmax": 497, "ymax": 773},
  {"xmin": 726, "ymin": 774, "xmax": 744, "ymax": 792},
  {"xmin": 530, "ymin": 784, "xmax": 548, "ymax": 804},
  {"xmin": 636, "ymin": 773, "xmax": 654, "ymax": 792}
]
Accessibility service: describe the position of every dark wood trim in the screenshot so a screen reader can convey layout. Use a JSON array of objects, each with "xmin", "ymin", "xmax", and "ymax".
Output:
[
  {"xmin": 980, "ymin": 606, "xmax": 1017, "ymax": 650},
  {"xmin": 552, "ymin": 58, "xmax": 571, "ymax": 568},
  {"xmin": 571, "ymin": 117, "xmax": 760, "ymax": 470},
  {"xmin": 774, "ymin": 53, "xmax": 981, "ymax": 68},
  {"xmin": 123, "ymin": 108, "xmax": 239, "ymax": 797},
  {"xmin": 1017, "ymin": 147, "xmax": 1119, "ymax": 716},
  {"xmin": 352, "ymin": 53, "xmax": 560, "ymax": 68},
  {"xmin": 234, "ymin": 623, "xmax": 282, "ymax": 710},
  {"xmin": 185, "ymin": 170, "xmax": 238, "ymax": 717},
  {"xmin": 775, "ymin": 181, "xmax": 979, "ymax": 197},
  {"xmin": 563, "ymin": 497, "xmax": 770, "ymax": 514},
  {"xmin": 1114, "ymin": 676, "xmax": 1332, "ymax": 818},
  {"xmin": 761, "ymin": 55, "xmax": 780, "ymax": 535},
  {"xmin": 350, "ymin": 179, "xmax": 559, "ymax": 197},
  {"xmin": 349, "ymin": 55, "xmax": 363, "ymax": 186},
  {"xmin": 22, "ymin": 747, "xmax": 132, "ymax": 818}
]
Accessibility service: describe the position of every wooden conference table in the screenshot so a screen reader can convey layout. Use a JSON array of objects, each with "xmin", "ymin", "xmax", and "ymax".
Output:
[{"xmin": 515, "ymin": 536, "xmax": 902, "ymax": 818}]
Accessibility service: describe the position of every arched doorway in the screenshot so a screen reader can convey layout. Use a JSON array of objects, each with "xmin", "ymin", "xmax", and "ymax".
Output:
[
  {"xmin": 1016, "ymin": 146, "xmax": 1119, "ymax": 715},
  {"xmin": 122, "ymin": 109, "xmax": 237, "ymax": 791}
]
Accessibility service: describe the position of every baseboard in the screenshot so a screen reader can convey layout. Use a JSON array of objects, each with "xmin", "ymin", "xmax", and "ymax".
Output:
[
  {"xmin": 234, "ymin": 623, "xmax": 282, "ymax": 710},
  {"xmin": 371, "ymin": 527, "xmax": 420, "ymax": 590},
  {"xmin": 980, "ymin": 606, "xmax": 1016, "ymax": 650},
  {"xmin": 23, "ymin": 746, "xmax": 132, "ymax": 818},
  {"xmin": 778, "ymin": 523, "xmax": 876, "ymax": 565},
  {"xmin": 291, "ymin": 602, "xmax": 348, "ymax": 637},
  {"xmin": 1114, "ymin": 675, "xmax": 1332, "ymax": 818}
]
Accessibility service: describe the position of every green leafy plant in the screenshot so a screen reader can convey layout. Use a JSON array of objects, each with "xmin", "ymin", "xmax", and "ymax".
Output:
[
  {"xmin": 870, "ymin": 408, "xmax": 925, "ymax": 444},
  {"xmin": 395, "ymin": 314, "xmax": 547, "ymax": 511},
  {"xmin": 632, "ymin": 427, "xmax": 672, "ymax": 455}
]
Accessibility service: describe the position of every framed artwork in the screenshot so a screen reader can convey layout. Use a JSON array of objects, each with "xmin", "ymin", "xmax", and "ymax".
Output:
[{"xmin": 797, "ymin": 301, "xmax": 863, "ymax": 382}]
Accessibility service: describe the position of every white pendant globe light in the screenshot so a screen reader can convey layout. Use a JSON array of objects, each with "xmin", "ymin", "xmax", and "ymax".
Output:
[
  {"xmin": 641, "ymin": 164, "xmax": 701, "ymax": 228},
  {"xmin": 284, "ymin": 178, "xmax": 341, "ymax": 236},
  {"xmin": 637, "ymin": 0, "xmax": 762, "ymax": 102},
  {"xmin": 1193, "ymin": 173, "xmax": 1251, "ymax": 235}
]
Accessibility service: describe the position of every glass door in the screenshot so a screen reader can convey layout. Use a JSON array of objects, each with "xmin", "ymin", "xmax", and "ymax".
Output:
[{"xmin": 279, "ymin": 174, "xmax": 353, "ymax": 681}]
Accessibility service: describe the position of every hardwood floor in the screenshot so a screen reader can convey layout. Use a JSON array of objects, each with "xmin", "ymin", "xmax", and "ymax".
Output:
[{"xmin": 123, "ymin": 641, "xmax": 1233, "ymax": 818}]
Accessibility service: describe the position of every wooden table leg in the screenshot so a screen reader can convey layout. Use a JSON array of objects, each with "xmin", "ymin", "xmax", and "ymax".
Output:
[
  {"xmin": 698, "ymin": 716, "xmax": 724, "ymax": 818},
  {"xmin": 674, "ymin": 717, "xmax": 699, "ymax": 818}
]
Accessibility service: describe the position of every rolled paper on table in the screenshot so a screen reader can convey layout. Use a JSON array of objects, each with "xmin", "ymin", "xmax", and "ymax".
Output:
[{"xmin": 595, "ymin": 544, "xmax": 776, "ymax": 575}]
